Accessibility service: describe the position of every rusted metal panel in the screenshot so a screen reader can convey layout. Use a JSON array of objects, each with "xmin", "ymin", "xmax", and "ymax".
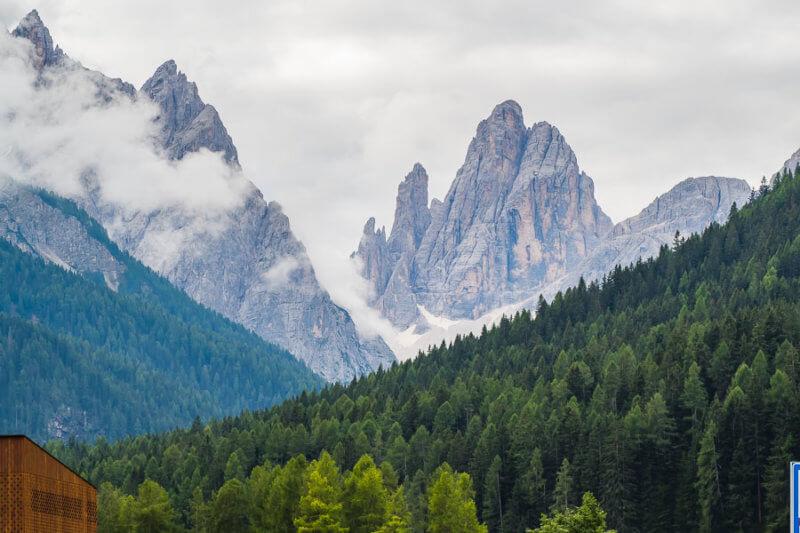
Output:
[{"xmin": 0, "ymin": 436, "xmax": 97, "ymax": 532}]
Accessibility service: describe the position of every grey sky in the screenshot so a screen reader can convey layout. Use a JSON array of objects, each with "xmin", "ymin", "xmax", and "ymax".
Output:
[{"xmin": 4, "ymin": 1, "xmax": 800, "ymax": 324}]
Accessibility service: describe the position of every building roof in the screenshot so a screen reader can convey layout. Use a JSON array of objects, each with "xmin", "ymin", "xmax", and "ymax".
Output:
[{"xmin": 0, "ymin": 434, "xmax": 96, "ymax": 489}]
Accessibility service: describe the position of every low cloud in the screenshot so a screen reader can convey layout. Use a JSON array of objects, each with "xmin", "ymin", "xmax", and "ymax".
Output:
[
  {"xmin": 261, "ymin": 256, "xmax": 301, "ymax": 288},
  {"xmin": 0, "ymin": 30, "xmax": 249, "ymax": 218}
]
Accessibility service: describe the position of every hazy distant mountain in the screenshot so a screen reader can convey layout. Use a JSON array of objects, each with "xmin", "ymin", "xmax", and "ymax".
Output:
[
  {"xmin": 6, "ymin": 10, "xmax": 393, "ymax": 382},
  {"xmin": 563, "ymin": 176, "xmax": 752, "ymax": 288}
]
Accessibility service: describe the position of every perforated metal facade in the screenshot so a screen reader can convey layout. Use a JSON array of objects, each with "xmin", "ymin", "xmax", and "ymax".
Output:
[{"xmin": 0, "ymin": 435, "xmax": 97, "ymax": 532}]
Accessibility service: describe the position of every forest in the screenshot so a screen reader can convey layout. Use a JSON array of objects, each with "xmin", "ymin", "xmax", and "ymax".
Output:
[
  {"xmin": 0, "ymin": 190, "xmax": 321, "ymax": 441},
  {"xmin": 51, "ymin": 167, "xmax": 800, "ymax": 531}
]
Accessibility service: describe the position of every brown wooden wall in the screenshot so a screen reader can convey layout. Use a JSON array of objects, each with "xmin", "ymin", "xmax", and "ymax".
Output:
[{"xmin": 0, "ymin": 436, "xmax": 97, "ymax": 533}]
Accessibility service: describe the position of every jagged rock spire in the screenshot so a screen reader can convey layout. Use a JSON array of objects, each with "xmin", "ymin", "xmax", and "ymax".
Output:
[
  {"xmin": 12, "ymin": 9, "xmax": 63, "ymax": 69},
  {"xmin": 141, "ymin": 60, "xmax": 239, "ymax": 165},
  {"xmin": 387, "ymin": 163, "xmax": 431, "ymax": 259}
]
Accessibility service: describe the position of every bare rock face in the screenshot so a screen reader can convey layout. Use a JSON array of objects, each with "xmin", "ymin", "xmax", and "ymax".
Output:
[
  {"xmin": 568, "ymin": 176, "xmax": 752, "ymax": 286},
  {"xmin": 7, "ymin": 12, "xmax": 394, "ymax": 382},
  {"xmin": 12, "ymin": 10, "xmax": 135, "ymax": 100},
  {"xmin": 354, "ymin": 163, "xmax": 431, "ymax": 321},
  {"xmin": 781, "ymin": 147, "xmax": 800, "ymax": 177},
  {"xmin": 387, "ymin": 163, "xmax": 432, "ymax": 259},
  {"xmin": 356, "ymin": 101, "xmax": 613, "ymax": 327},
  {"xmin": 0, "ymin": 182, "xmax": 126, "ymax": 289},
  {"xmin": 354, "ymin": 217, "xmax": 392, "ymax": 303},
  {"xmin": 415, "ymin": 102, "xmax": 612, "ymax": 318},
  {"xmin": 141, "ymin": 60, "xmax": 239, "ymax": 165},
  {"xmin": 11, "ymin": 9, "xmax": 62, "ymax": 70}
]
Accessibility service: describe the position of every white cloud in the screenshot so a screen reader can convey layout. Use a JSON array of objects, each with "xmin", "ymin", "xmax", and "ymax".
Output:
[
  {"xmin": 261, "ymin": 256, "xmax": 301, "ymax": 289},
  {"xmin": 0, "ymin": 30, "xmax": 250, "ymax": 217}
]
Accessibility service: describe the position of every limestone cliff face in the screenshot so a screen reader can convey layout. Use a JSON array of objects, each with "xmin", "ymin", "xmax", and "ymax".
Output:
[
  {"xmin": 354, "ymin": 217, "xmax": 391, "ymax": 303},
  {"xmin": 354, "ymin": 164, "xmax": 431, "ymax": 325},
  {"xmin": 356, "ymin": 101, "xmax": 612, "ymax": 326},
  {"xmin": 387, "ymin": 163, "xmax": 432, "ymax": 260},
  {"xmin": 7, "ymin": 11, "xmax": 394, "ymax": 382}
]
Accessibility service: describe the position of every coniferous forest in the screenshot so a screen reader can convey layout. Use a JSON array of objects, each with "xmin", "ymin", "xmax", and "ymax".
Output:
[
  {"xmin": 0, "ymin": 190, "xmax": 322, "ymax": 441},
  {"xmin": 47, "ymin": 167, "xmax": 800, "ymax": 531}
]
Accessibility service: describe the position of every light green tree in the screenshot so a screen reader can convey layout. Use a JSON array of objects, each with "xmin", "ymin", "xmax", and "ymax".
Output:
[
  {"xmin": 294, "ymin": 451, "xmax": 348, "ymax": 532},
  {"xmin": 528, "ymin": 492, "xmax": 615, "ymax": 533},
  {"xmin": 343, "ymin": 454, "xmax": 389, "ymax": 532},
  {"xmin": 97, "ymin": 481, "xmax": 134, "ymax": 532},
  {"xmin": 132, "ymin": 479, "xmax": 177, "ymax": 532},
  {"xmin": 376, "ymin": 487, "xmax": 412, "ymax": 533},
  {"xmin": 551, "ymin": 458, "xmax": 573, "ymax": 513},
  {"xmin": 426, "ymin": 463, "xmax": 487, "ymax": 533}
]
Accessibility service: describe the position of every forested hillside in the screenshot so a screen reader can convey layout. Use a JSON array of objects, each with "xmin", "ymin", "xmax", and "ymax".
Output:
[
  {"xmin": 53, "ymin": 168, "xmax": 800, "ymax": 531},
  {"xmin": 0, "ymin": 190, "xmax": 322, "ymax": 441}
]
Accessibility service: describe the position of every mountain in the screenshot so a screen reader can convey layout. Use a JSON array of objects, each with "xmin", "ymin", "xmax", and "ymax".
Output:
[
  {"xmin": 6, "ymin": 10, "xmax": 394, "ymax": 382},
  {"xmin": 356, "ymin": 101, "xmax": 613, "ymax": 329},
  {"xmin": 355, "ymin": 101, "xmax": 751, "ymax": 346},
  {"xmin": 547, "ymin": 175, "xmax": 752, "ymax": 294},
  {"xmin": 57, "ymin": 165, "xmax": 800, "ymax": 531},
  {"xmin": 353, "ymin": 163, "xmax": 431, "ymax": 327},
  {"xmin": 0, "ymin": 186, "xmax": 322, "ymax": 442},
  {"xmin": 782, "ymin": 146, "xmax": 800, "ymax": 176}
]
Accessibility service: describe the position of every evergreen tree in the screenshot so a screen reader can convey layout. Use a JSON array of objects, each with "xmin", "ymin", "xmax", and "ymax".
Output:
[
  {"xmin": 696, "ymin": 421, "xmax": 721, "ymax": 532},
  {"xmin": 295, "ymin": 452, "xmax": 347, "ymax": 532},
  {"xmin": 97, "ymin": 482, "xmax": 134, "ymax": 532},
  {"xmin": 132, "ymin": 479, "xmax": 177, "ymax": 533},
  {"xmin": 551, "ymin": 458, "xmax": 573, "ymax": 513},
  {"xmin": 426, "ymin": 464, "xmax": 487, "ymax": 533},
  {"xmin": 482, "ymin": 455, "xmax": 504, "ymax": 532},
  {"xmin": 528, "ymin": 492, "xmax": 614, "ymax": 533},
  {"xmin": 343, "ymin": 454, "xmax": 390, "ymax": 533},
  {"xmin": 209, "ymin": 478, "xmax": 250, "ymax": 532}
]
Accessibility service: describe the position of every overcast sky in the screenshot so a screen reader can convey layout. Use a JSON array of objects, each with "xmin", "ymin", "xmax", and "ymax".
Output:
[{"xmin": 4, "ymin": 0, "xmax": 800, "ymax": 313}]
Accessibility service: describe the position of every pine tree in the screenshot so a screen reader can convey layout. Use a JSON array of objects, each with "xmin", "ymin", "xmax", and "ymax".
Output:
[
  {"xmin": 427, "ymin": 464, "xmax": 487, "ymax": 533},
  {"xmin": 343, "ymin": 454, "xmax": 390, "ymax": 533},
  {"xmin": 132, "ymin": 479, "xmax": 177, "ymax": 533},
  {"xmin": 695, "ymin": 421, "xmax": 721, "ymax": 532},
  {"xmin": 551, "ymin": 458, "xmax": 573, "ymax": 513},
  {"xmin": 681, "ymin": 362, "xmax": 707, "ymax": 437},
  {"xmin": 528, "ymin": 492, "xmax": 614, "ymax": 533},
  {"xmin": 295, "ymin": 452, "xmax": 347, "ymax": 532},
  {"xmin": 482, "ymin": 455, "xmax": 503, "ymax": 532},
  {"xmin": 210, "ymin": 478, "xmax": 249, "ymax": 532}
]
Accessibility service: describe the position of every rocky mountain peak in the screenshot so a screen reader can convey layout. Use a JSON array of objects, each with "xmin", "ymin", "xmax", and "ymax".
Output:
[
  {"xmin": 387, "ymin": 163, "xmax": 431, "ymax": 258},
  {"xmin": 489, "ymin": 99, "xmax": 524, "ymax": 123},
  {"xmin": 140, "ymin": 60, "xmax": 239, "ymax": 165},
  {"xmin": 355, "ymin": 101, "xmax": 613, "ymax": 327},
  {"xmin": 12, "ymin": 9, "xmax": 63, "ymax": 70}
]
